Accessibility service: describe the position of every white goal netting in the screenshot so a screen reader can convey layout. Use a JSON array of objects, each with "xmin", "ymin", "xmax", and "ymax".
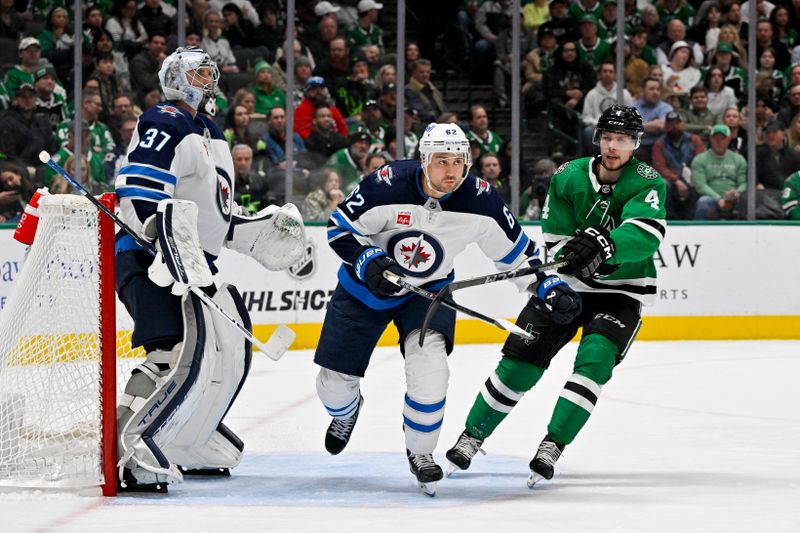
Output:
[{"xmin": 0, "ymin": 195, "xmax": 142, "ymax": 490}]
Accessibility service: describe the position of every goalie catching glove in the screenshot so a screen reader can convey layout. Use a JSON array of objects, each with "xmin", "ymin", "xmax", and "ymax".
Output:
[
  {"xmin": 558, "ymin": 225, "xmax": 615, "ymax": 279},
  {"xmin": 528, "ymin": 275, "xmax": 582, "ymax": 324},
  {"xmin": 145, "ymin": 199, "xmax": 213, "ymax": 296},
  {"xmin": 226, "ymin": 203, "xmax": 305, "ymax": 271},
  {"xmin": 353, "ymin": 245, "xmax": 404, "ymax": 297}
]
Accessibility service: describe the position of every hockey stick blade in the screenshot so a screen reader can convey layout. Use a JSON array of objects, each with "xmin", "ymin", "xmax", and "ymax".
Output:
[
  {"xmin": 381, "ymin": 272, "xmax": 533, "ymax": 344},
  {"xmin": 38, "ymin": 150, "xmax": 293, "ymax": 361}
]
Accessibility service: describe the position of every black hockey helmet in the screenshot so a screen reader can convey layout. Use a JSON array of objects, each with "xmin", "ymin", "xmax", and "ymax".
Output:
[{"xmin": 593, "ymin": 105, "xmax": 644, "ymax": 149}]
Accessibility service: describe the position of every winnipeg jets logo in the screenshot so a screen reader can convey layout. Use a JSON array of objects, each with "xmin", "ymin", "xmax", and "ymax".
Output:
[
  {"xmin": 388, "ymin": 231, "xmax": 444, "ymax": 277},
  {"xmin": 476, "ymin": 178, "xmax": 491, "ymax": 196},
  {"xmin": 400, "ymin": 236, "xmax": 431, "ymax": 268},
  {"xmin": 376, "ymin": 164, "xmax": 393, "ymax": 185},
  {"xmin": 219, "ymin": 180, "xmax": 231, "ymax": 211},
  {"xmin": 158, "ymin": 105, "xmax": 180, "ymax": 117},
  {"xmin": 216, "ymin": 167, "xmax": 233, "ymax": 220}
]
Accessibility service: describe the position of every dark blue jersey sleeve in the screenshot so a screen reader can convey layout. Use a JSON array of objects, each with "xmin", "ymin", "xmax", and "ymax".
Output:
[
  {"xmin": 116, "ymin": 105, "xmax": 195, "ymax": 224},
  {"xmin": 327, "ymin": 160, "xmax": 422, "ymax": 263}
]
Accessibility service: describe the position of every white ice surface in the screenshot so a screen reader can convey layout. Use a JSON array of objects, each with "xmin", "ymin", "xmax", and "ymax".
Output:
[{"xmin": 2, "ymin": 340, "xmax": 799, "ymax": 532}]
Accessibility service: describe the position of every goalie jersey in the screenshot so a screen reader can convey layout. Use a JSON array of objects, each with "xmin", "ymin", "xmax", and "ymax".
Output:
[
  {"xmin": 542, "ymin": 156, "xmax": 667, "ymax": 306},
  {"xmin": 114, "ymin": 103, "xmax": 235, "ymax": 259},
  {"xmin": 327, "ymin": 160, "xmax": 537, "ymax": 309}
]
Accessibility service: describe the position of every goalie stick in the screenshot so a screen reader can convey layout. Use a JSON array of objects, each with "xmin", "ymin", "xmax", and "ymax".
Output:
[
  {"xmin": 38, "ymin": 151, "xmax": 294, "ymax": 361},
  {"xmin": 381, "ymin": 271, "xmax": 534, "ymax": 341},
  {"xmin": 417, "ymin": 258, "xmax": 570, "ymax": 346}
]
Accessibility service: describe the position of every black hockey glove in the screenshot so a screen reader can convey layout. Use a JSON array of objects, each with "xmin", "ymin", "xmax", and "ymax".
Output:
[
  {"xmin": 529, "ymin": 275, "xmax": 582, "ymax": 325},
  {"xmin": 353, "ymin": 245, "xmax": 405, "ymax": 297},
  {"xmin": 558, "ymin": 225, "xmax": 615, "ymax": 279}
]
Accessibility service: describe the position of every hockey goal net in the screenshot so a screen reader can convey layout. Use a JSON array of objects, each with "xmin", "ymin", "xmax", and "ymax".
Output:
[{"xmin": 0, "ymin": 194, "xmax": 142, "ymax": 496}]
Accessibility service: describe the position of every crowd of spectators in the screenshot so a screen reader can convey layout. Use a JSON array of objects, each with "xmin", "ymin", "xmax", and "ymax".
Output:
[
  {"xmin": 503, "ymin": 0, "xmax": 800, "ymax": 219},
  {"xmin": 1, "ymin": 0, "xmax": 800, "ymax": 224}
]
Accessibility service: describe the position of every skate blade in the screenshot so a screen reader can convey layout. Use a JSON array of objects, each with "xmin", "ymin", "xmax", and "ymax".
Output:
[
  {"xmin": 527, "ymin": 471, "xmax": 545, "ymax": 489},
  {"xmin": 445, "ymin": 462, "xmax": 458, "ymax": 477},
  {"xmin": 418, "ymin": 481, "xmax": 437, "ymax": 496}
]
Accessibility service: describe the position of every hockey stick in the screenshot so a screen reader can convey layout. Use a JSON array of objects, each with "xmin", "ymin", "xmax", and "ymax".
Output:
[
  {"xmin": 417, "ymin": 258, "xmax": 569, "ymax": 346},
  {"xmin": 381, "ymin": 272, "xmax": 534, "ymax": 342},
  {"xmin": 38, "ymin": 151, "xmax": 294, "ymax": 361}
]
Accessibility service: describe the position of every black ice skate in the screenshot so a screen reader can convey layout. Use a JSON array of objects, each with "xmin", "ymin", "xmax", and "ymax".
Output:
[
  {"xmin": 527, "ymin": 435, "xmax": 565, "ymax": 488},
  {"xmin": 407, "ymin": 449, "xmax": 443, "ymax": 496},
  {"xmin": 118, "ymin": 468, "xmax": 168, "ymax": 494},
  {"xmin": 324, "ymin": 395, "xmax": 364, "ymax": 455},
  {"xmin": 445, "ymin": 430, "xmax": 486, "ymax": 476}
]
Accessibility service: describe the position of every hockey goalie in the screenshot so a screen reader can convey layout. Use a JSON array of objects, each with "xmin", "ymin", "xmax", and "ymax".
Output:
[{"xmin": 113, "ymin": 47, "xmax": 304, "ymax": 493}]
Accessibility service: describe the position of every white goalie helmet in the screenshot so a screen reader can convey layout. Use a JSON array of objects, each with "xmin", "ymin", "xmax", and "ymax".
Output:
[
  {"xmin": 418, "ymin": 123, "xmax": 472, "ymax": 190},
  {"xmin": 158, "ymin": 47, "xmax": 220, "ymax": 110}
]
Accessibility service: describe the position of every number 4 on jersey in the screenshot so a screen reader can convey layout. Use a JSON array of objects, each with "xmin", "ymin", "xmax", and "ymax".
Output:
[{"xmin": 645, "ymin": 190, "xmax": 659, "ymax": 209}]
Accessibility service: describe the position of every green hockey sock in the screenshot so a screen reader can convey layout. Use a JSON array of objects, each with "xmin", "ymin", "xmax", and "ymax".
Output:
[
  {"xmin": 465, "ymin": 356, "xmax": 545, "ymax": 440},
  {"xmin": 547, "ymin": 334, "xmax": 616, "ymax": 445}
]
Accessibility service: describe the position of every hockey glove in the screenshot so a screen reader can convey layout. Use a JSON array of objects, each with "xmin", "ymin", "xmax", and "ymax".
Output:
[
  {"xmin": 226, "ymin": 203, "xmax": 306, "ymax": 271},
  {"xmin": 558, "ymin": 225, "xmax": 615, "ymax": 279},
  {"xmin": 144, "ymin": 200, "xmax": 214, "ymax": 296},
  {"xmin": 353, "ymin": 245, "xmax": 404, "ymax": 297},
  {"xmin": 529, "ymin": 275, "xmax": 582, "ymax": 325}
]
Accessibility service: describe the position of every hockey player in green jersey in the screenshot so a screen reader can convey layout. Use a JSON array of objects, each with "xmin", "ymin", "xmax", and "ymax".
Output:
[{"xmin": 445, "ymin": 105, "xmax": 667, "ymax": 487}]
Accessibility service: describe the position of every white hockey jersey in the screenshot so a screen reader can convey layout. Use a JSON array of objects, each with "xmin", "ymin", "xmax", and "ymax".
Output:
[
  {"xmin": 115, "ymin": 103, "xmax": 234, "ymax": 259},
  {"xmin": 327, "ymin": 160, "xmax": 537, "ymax": 309}
]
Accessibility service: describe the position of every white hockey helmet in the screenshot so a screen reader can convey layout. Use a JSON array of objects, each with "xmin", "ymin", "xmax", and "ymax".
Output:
[
  {"xmin": 418, "ymin": 123, "xmax": 472, "ymax": 188},
  {"xmin": 158, "ymin": 47, "xmax": 220, "ymax": 110}
]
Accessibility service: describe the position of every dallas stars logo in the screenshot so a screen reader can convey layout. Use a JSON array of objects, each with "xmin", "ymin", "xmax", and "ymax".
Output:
[
  {"xmin": 637, "ymin": 163, "xmax": 659, "ymax": 180},
  {"xmin": 400, "ymin": 236, "xmax": 431, "ymax": 269}
]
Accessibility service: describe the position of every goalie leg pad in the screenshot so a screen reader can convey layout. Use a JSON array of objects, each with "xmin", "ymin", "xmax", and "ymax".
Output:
[
  {"xmin": 162, "ymin": 284, "xmax": 252, "ymax": 470},
  {"xmin": 226, "ymin": 203, "xmax": 306, "ymax": 271},
  {"xmin": 117, "ymin": 293, "xmax": 210, "ymax": 486},
  {"xmin": 402, "ymin": 330, "xmax": 449, "ymax": 455},
  {"xmin": 316, "ymin": 368, "xmax": 361, "ymax": 419},
  {"xmin": 117, "ymin": 344, "xmax": 184, "ymax": 485}
]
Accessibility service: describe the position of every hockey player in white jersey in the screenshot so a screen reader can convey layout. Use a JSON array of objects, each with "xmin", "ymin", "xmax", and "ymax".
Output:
[
  {"xmin": 314, "ymin": 123, "xmax": 582, "ymax": 495},
  {"xmin": 114, "ymin": 47, "xmax": 304, "ymax": 493}
]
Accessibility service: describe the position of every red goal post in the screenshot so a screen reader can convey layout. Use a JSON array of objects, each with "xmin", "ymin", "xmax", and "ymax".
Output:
[{"xmin": 0, "ymin": 193, "xmax": 142, "ymax": 496}]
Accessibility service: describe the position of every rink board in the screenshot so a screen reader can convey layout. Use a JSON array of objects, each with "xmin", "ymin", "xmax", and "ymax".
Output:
[{"xmin": 1, "ymin": 224, "xmax": 799, "ymax": 347}]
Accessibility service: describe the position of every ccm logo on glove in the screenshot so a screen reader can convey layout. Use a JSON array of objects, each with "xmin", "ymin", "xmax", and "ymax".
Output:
[{"xmin": 583, "ymin": 227, "xmax": 614, "ymax": 260}]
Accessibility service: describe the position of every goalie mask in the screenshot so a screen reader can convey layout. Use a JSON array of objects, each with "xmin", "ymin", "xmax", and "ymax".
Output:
[
  {"xmin": 418, "ymin": 123, "xmax": 472, "ymax": 194},
  {"xmin": 159, "ymin": 47, "xmax": 220, "ymax": 111}
]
